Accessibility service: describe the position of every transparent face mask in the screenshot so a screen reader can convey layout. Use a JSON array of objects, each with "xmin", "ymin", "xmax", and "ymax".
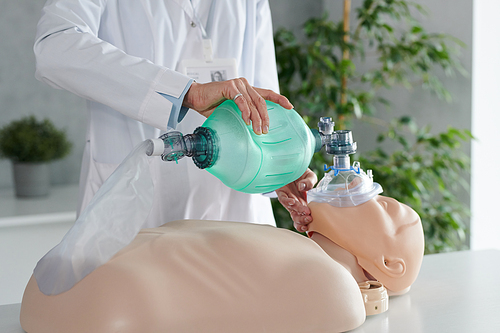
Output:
[{"xmin": 307, "ymin": 161, "xmax": 383, "ymax": 207}]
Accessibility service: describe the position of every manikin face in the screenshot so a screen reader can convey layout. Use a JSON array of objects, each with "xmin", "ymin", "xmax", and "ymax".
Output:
[{"xmin": 308, "ymin": 195, "xmax": 424, "ymax": 292}]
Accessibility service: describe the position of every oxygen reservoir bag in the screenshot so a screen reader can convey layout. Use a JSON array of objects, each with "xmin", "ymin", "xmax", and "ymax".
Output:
[{"xmin": 34, "ymin": 141, "xmax": 156, "ymax": 295}]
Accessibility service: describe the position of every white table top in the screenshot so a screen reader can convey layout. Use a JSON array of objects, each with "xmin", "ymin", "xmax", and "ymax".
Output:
[
  {"xmin": 350, "ymin": 249, "xmax": 500, "ymax": 332},
  {"xmin": 1, "ymin": 249, "xmax": 499, "ymax": 333}
]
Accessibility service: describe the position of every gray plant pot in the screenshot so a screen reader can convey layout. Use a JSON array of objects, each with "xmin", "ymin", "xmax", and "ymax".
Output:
[{"xmin": 12, "ymin": 162, "xmax": 50, "ymax": 197}]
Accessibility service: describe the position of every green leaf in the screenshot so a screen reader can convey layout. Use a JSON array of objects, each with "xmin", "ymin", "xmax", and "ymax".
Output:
[{"xmin": 352, "ymin": 98, "xmax": 363, "ymax": 119}]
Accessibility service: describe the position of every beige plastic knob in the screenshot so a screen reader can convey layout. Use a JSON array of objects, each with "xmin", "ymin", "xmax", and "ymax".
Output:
[{"xmin": 358, "ymin": 281, "xmax": 389, "ymax": 316}]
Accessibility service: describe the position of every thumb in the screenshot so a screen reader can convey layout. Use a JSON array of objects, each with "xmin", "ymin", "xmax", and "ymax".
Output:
[{"xmin": 298, "ymin": 170, "xmax": 318, "ymax": 191}]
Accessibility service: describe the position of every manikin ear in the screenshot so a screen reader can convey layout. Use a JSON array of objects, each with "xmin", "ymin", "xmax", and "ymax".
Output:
[{"xmin": 374, "ymin": 256, "xmax": 406, "ymax": 279}]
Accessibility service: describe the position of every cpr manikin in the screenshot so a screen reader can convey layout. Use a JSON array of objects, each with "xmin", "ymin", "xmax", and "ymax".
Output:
[{"xmin": 20, "ymin": 160, "xmax": 424, "ymax": 333}]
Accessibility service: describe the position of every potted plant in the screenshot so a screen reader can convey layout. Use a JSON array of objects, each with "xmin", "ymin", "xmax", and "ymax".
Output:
[
  {"xmin": 0, "ymin": 116, "xmax": 72, "ymax": 197},
  {"xmin": 273, "ymin": 0, "xmax": 471, "ymax": 253}
]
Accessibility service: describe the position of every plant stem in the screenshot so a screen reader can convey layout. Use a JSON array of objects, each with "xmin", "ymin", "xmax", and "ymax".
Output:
[
  {"xmin": 339, "ymin": 0, "xmax": 351, "ymax": 128},
  {"xmin": 342, "ymin": 0, "xmax": 351, "ymax": 63}
]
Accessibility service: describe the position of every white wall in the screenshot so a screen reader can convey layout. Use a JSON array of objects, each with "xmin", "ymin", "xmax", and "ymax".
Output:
[
  {"xmin": 269, "ymin": 0, "xmax": 323, "ymax": 34},
  {"xmin": 0, "ymin": 0, "xmax": 87, "ymax": 188},
  {"xmin": 470, "ymin": 0, "xmax": 500, "ymax": 250}
]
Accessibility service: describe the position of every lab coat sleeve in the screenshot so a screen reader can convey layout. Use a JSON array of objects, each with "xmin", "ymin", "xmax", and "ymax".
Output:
[
  {"xmin": 33, "ymin": 0, "xmax": 191, "ymax": 131},
  {"xmin": 253, "ymin": 0, "xmax": 280, "ymax": 93},
  {"xmin": 158, "ymin": 81, "xmax": 193, "ymax": 128}
]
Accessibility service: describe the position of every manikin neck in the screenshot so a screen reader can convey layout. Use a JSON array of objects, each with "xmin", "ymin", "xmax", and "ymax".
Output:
[
  {"xmin": 310, "ymin": 232, "xmax": 369, "ymax": 284},
  {"xmin": 310, "ymin": 232, "xmax": 411, "ymax": 296}
]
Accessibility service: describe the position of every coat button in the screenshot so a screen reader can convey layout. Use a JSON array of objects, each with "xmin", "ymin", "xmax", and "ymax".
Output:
[{"xmin": 190, "ymin": 21, "xmax": 196, "ymax": 27}]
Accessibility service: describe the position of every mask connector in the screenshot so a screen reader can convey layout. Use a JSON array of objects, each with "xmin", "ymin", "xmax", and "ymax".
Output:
[{"xmin": 317, "ymin": 117, "xmax": 358, "ymax": 175}]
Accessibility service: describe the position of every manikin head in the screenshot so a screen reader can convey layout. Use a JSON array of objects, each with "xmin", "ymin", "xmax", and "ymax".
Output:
[{"xmin": 308, "ymin": 195, "xmax": 424, "ymax": 293}]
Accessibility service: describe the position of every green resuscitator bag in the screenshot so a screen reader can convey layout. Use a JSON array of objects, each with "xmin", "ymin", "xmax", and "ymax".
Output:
[{"xmin": 157, "ymin": 100, "xmax": 322, "ymax": 193}]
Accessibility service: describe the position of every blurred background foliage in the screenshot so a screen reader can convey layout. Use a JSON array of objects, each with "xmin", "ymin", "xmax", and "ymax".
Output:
[
  {"xmin": 272, "ymin": 0, "xmax": 472, "ymax": 254},
  {"xmin": 0, "ymin": 116, "xmax": 72, "ymax": 163}
]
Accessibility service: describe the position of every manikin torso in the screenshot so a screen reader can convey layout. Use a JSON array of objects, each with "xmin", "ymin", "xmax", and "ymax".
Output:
[
  {"xmin": 20, "ymin": 222, "xmax": 366, "ymax": 333},
  {"xmin": 20, "ymin": 196, "xmax": 423, "ymax": 333}
]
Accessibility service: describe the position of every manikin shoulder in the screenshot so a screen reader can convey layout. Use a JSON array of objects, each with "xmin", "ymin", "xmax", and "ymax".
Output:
[{"xmin": 21, "ymin": 220, "xmax": 365, "ymax": 333}]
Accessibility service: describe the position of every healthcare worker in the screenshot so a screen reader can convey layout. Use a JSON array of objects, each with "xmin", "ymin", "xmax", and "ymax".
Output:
[{"xmin": 34, "ymin": 0, "xmax": 316, "ymax": 229}]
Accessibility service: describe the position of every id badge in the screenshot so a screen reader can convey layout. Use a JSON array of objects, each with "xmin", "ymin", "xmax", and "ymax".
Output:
[{"xmin": 179, "ymin": 58, "xmax": 238, "ymax": 84}]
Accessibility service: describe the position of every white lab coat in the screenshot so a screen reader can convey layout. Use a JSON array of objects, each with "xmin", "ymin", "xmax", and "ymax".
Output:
[{"xmin": 34, "ymin": 0, "xmax": 278, "ymax": 227}]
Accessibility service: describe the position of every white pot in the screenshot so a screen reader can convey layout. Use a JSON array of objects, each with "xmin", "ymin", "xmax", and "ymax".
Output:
[{"xmin": 12, "ymin": 162, "xmax": 50, "ymax": 197}]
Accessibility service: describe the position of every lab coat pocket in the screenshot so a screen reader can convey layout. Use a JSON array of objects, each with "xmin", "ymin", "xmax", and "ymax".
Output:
[{"xmin": 79, "ymin": 159, "xmax": 119, "ymax": 214}]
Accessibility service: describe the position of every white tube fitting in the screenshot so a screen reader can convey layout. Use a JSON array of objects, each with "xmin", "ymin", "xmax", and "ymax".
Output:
[{"xmin": 146, "ymin": 138, "xmax": 165, "ymax": 156}]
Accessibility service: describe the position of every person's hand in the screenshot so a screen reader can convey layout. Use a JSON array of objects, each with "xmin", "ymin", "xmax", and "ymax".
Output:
[
  {"xmin": 182, "ymin": 78, "xmax": 293, "ymax": 135},
  {"xmin": 276, "ymin": 169, "xmax": 318, "ymax": 233}
]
